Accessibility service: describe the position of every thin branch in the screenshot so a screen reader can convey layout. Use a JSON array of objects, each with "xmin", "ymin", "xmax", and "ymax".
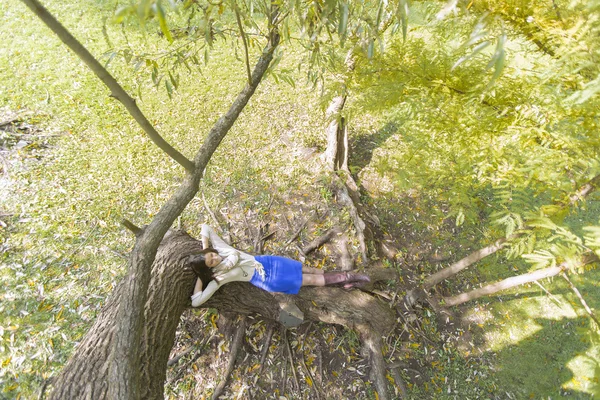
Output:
[
  {"xmin": 122, "ymin": 219, "xmax": 143, "ymax": 237},
  {"xmin": 302, "ymin": 228, "xmax": 341, "ymax": 255},
  {"xmin": 19, "ymin": 0, "xmax": 194, "ymax": 172},
  {"xmin": 234, "ymin": 5, "xmax": 252, "ymax": 85},
  {"xmin": 532, "ymin": 280, "xmax": 566, "ymax": 309},
  {"xmin": 569, "ymin": 174, "xmax": 600, "ymax": 206},
  {"xmin": 561, "ymin": 272, "xmax": 600, "ymax": 327},
  {"xmin": 212, "ymin": 316, "xmax": 247, "ymax": 400}
]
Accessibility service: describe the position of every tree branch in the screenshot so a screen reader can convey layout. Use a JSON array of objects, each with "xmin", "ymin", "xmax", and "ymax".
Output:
[
  {"xmin": 561, "ymin": 272, "xmax": 600, "ymax": 327},
  {"xmin": 425, "ymin": 173, "xmax": 600, "ymax": 289},
  {"xmin": 443, "ymin": 264, "xmax": 566, "ymax": 307},
  {"xmin": 19, "ymin": 0, "xmax": 194, "ymax": 172},
  {"xmin": 234, "ymin": 5, "xmax": 252, "ymax": 85},
  {"xmin": 423, "ymin": 238, "xmax": 508, "ymax": 289},
  {"xmin": 442, "ymin": 254, "xmax": 598, "ymax": 307}
]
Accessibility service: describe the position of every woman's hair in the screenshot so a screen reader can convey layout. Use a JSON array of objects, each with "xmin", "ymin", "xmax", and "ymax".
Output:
[{"xmin": 188, "ymin": 248, "xmax": 218, "ymax": 284}]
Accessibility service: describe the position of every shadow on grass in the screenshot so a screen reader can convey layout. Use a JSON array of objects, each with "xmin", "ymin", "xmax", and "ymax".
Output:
[
  {"xmin": 349, "ymin": 121, "xmax": 400, "ymax": 171},
  {"xmin": 487, "ymin": 314, "xmax": 599, "ymax": 398}
]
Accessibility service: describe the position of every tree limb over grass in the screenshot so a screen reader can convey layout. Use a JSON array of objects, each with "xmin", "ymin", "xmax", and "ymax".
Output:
[
  {"xmin": 19, "ymin": 0, "xmax": 195, "ymax": 172},
  {"xmin": 442, "ymin": 254, "xmax": 598, "ymax": 307}
]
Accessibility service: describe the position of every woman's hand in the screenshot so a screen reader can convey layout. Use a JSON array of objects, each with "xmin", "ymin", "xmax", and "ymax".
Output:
[{"xmin": 202, "ymin": 235, "xmax": 209, "ymax": 249}]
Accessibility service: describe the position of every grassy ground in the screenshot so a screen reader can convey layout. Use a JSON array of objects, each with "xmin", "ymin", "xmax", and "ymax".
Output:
[{"xmin": 1, "ymin": 0, "xmax": 599, "ymax": 399}]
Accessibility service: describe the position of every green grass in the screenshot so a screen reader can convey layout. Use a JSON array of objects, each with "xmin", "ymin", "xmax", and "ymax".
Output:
[{"xmin": 1, "ymin": 0, "xmax": 600, "ymax": 399}]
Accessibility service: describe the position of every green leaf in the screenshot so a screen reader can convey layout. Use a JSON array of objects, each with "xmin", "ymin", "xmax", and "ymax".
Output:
[
  {"xmin": 452, "ymin": 40, "xmax": 491, "ymax": 71},
  {"xmin": 397, "ymin": 0, "xmax": 409, "ymax": 41},
  {"xmin": 165, "ymin": 79, "xmax": 173, "ymax": 99},
  {"xmin": 156, "ymin": 0, "xmax": 173, "ymax": 43},
  {"xmin": 113, "ymin": 5, "xmax": 134, "ymax": 24},
  {"xmin": 137, "ymin": 0, "xmax": 153, "ymax": 22},
  {"xmin": 338, "ymin": 1, "xmax": 349, "ymax": 38},
  {"xmin": 168, "ymin": 70, "xmax": 178, "ymax": 90}
]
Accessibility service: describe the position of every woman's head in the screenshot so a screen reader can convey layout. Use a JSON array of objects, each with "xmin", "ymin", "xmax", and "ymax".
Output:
[{"xmin": 189, "ymin": 248, "xmax": 222, "ymax": 281}]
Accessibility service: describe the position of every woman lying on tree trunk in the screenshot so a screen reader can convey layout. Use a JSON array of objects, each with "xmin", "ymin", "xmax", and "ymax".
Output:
[{"xmin": 191, "ymin": 224, "xmax": 369, "ymax": 307}]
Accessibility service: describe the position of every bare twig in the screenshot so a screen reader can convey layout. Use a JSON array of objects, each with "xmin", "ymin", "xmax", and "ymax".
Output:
[
  {"xmin": 212, "ymin": 316, "xmax": 248, "ymax": 400},
  {"xmin": 286, "ymin": 219, "xmax": 307, "ymax": 246},
  {"xmin": 234, "ymin": 5, "xmax": 252, "ymax": 85},
  {"xmin": 561, "ymin": 272, "xmax": 600, "ymax": 327}
]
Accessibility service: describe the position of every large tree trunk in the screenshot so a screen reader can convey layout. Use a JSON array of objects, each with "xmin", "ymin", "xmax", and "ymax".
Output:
[
  {"xmin": 49, "ymin": 232, "xmax": 200, "ymax": 399},
  {"xmin": 48, "ymin": 231, "xmax": 396, "ymax": 399}
]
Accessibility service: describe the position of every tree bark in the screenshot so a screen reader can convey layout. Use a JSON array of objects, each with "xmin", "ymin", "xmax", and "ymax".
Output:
[{"xmin": 48, "ymin": 232, "xmax": 201, "ymax": 400}]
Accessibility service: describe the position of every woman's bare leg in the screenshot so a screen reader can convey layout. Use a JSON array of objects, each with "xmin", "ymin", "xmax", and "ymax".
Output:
[
  {"xmin": 302, "ymin": 273, "xmax": 325, "ymax": 287},
  {"xmin": 302, "ymin": 266, "xmax": 324, "ymax": 275}
]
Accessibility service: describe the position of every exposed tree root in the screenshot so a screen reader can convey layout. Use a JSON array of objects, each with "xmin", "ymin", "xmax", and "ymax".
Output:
[
  {"xmin": 212, "ymin": 316, "xmax": 248, "ymax": 400},
  {"xmin": 285, "ymin": 219, "xmax": 307, "ymax": 246},
  {"xmin": 283, "ymin": 328, "xmax": 300, "ymax": 392},
  {"xmin": 360, "ymin": 329, "xmax": 390, "ymax": 400},
  {"xmin": 388, "ymin": 364, "xmax": 409, "ymax": 399},
  {"xmin": 258, "ymin": 324, "xmax": 275, "ymax": 374},
  {"xmin": 299, "ymin": 323, "xmax": 321, "ymax": 400},
  {"xmin": 302, "ymin": 227, "xmax": 341, "ymax": 255},
  {"xmin": 167, "ymin": 346, "xmax": 193, "ymax": 367}
]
